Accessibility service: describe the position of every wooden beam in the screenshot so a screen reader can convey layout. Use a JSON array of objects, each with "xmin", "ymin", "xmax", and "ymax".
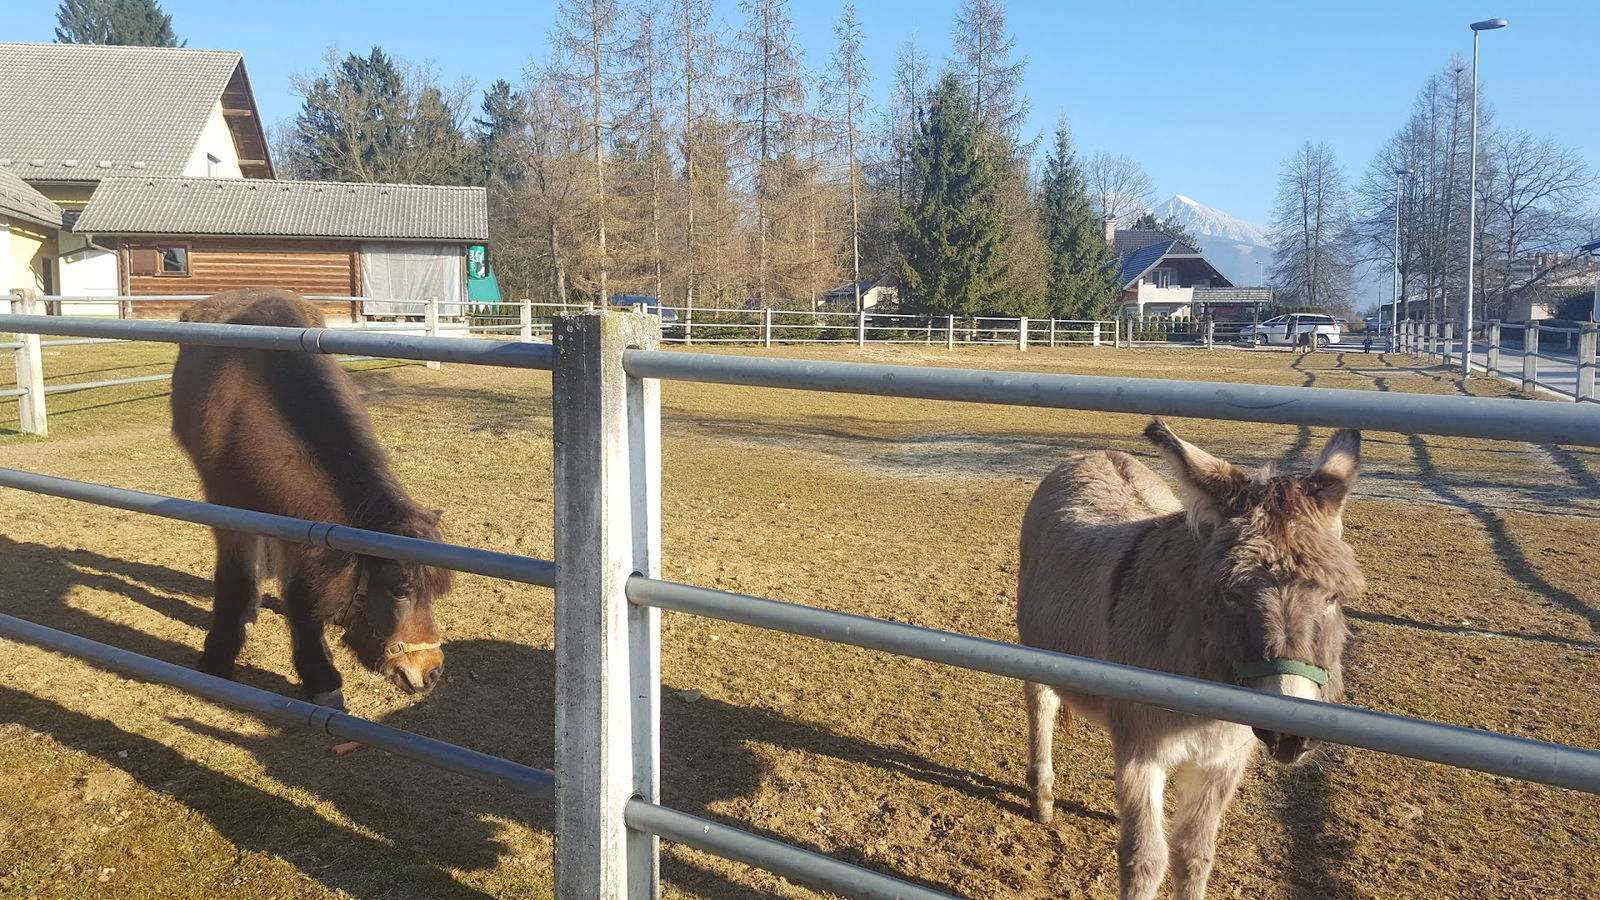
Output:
[{"xmin": 222, "ymin": 108, "xmax": 255, "ymax": 118}]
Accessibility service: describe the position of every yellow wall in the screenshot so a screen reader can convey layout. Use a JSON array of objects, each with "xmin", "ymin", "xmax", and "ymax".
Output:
[
  {"xmin": 32, "ymin": 183, "xmax": 96, "ymax": 212},
  {"xmin": 3, "ymin": 219, "xmax": 56, "ymax": 292}
]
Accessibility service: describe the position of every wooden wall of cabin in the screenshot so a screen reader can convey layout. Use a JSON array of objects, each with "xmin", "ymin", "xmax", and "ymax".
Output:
[{"xmin": 121, "ymin": 237, "xmax": 359, "ymax": 320}]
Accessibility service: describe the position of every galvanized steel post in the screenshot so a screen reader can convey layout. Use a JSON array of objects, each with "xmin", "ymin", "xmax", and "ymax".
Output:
[
  {"xmin": 1523, "ymin": 323, "xmax": 1539, "ymax": 393},
  {"xmin": 1487, "ymin": 320, "xmax": 1500, "ymax": 376},
  {"xmin": 1579, "ymin": 324, "xmax": 1597, "ymax": 402},
  {"xmin": 12, "ymin": 289, "xmax": 47, "ymax": 436},
  {"xmin": 552, "ymin": 311, "xmax": 662, "ymax": 899}
]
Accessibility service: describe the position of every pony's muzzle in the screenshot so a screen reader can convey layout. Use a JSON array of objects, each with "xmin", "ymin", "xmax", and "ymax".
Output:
[
  {"xmin": 382, "ymin": 647, "xmax": 444, "ymax": 695},
  {"xmin": 1253, "ymin": 728, "xmax": 1318, "ymax": 764}
]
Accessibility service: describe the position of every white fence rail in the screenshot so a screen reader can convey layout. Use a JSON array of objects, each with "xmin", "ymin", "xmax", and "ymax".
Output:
[{"xmin": 3, "ymin": 309, "xmax": 1600, "ymax": 898}]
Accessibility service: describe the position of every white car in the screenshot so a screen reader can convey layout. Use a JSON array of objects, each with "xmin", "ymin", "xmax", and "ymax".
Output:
[{"xmin": 1239, "ymin": 314, "xmax": 1341, "ymax": 348}]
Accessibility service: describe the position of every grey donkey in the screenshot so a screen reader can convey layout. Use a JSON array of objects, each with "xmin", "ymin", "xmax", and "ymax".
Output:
[{"xmin": 1018, "ymin": 418, "xmax": 1363, "ymax": 899}]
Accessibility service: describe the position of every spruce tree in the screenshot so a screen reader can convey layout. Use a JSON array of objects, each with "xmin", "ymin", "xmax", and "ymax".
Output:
[
  {"xmin": 55, "ymin": 0, "xmax": 181, "ymax": 47},
  {"xmin": 475, "ymin": 80, "xmax": 529, "ymax": 186},
  {"xmin": 1039, "ymin": 119, "xmax": 1117, "ymax": 318},
  {"xmin": 896, "ymin": 74, "xmax": 1004, "ymax": 317}
]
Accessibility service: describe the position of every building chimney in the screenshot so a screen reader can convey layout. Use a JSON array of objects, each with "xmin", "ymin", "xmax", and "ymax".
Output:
[{"xmin": 1103, "ymin": 218, "xmax": 1116, "ymax": 246}]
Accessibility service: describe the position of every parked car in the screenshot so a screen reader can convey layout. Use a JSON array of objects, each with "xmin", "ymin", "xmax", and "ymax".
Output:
[
  {"xmin": 609, "ymin": 294, "xmax": 681, "ymax": 335},
  {"xmin": 1238, "ymin": 314, "xmax": 1341, "ymax": 348}
]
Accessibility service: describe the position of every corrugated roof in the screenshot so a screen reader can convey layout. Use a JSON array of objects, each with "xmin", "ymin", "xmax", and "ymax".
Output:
[
  {"xmin": 0, "ymin": 42, "xmax": 242, "ymax": 182},
  {"xmin": 1113, "ymin": 228, "xmax": 1200, "ymax": 257},
  {"xmin": 75, "ymin": 176, "xmax": 488, "ymax": 241},
  {"xmin": 0, "ymin": 168, "xmax": 63, "ymax": 229},
  {"xmin": 1117, "ymin": 240, "xmax": 1177, "ymax": 289}
]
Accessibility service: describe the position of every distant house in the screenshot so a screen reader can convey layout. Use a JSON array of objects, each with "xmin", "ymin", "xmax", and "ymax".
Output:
[
  {"xmin": 1, "ymin": 169, "xmax": 65, "ymax": 296},
  {"xmin": 1109, "ymin": 225, "xmax": 1268, "ymax": 318},
  {"xmin": 73, "ymin": 177, "xmax": 487, "ymax": 319},
  {"xmin": 2, "ymin": 41, "xmax": 489, "ymax": 320},
  {"xmin": 1, "ymin": 41, "xmax": 273, "ymax": 299},
  {"xmin": 822, "ymin": 281, "xmax": 898, "ymax": 312}
]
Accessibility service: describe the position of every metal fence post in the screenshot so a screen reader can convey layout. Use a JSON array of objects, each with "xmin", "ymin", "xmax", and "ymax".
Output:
[
  {"xmin": 424, "ymin": 297, "xmax": 441, "ymax": 370},
  {"xmin": 1018, "ymin": 317, "xmax": 1028, "ymax": 352},
  {"xmin": 552, "ymin": 310, "xmax": 662, "ymax": 899},
  {"xmin": 946, "ymin": 315, "xmax": 955, "ymax": 350},
  {"xmin": 520, "ymin": 300, "xmax": 533, "ymax": 341},
  {"xmin": 763, "ymin": 308, "xmax": 773, "ymax": 348},
  {"xmin": 13, "ymin": 289, "xmax": 47, "ymax": 436},
  {"xmin": 1487, "ymin": 320, "xmax": 1500, "ymax": 376},
  {"xmin": 857, "ymin": 309, "xmax": 866, "ymax": 347},
  {"xmin": 1523, "ymin": 323, "xmax": 1539, "ymax": 393},
  {"xmin": 1579, "ymin": 324, "xmax": 1597, "ymax": 402}
]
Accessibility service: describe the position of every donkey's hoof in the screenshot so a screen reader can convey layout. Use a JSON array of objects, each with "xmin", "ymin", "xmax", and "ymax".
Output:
[
  {"xmin": 196, "ymin": 655, "xmax": 234, "ymax": 680},
  {"xmin": 1030, "ymin": 801, "xmax": 1055, "ymax": 825},
  {"xmin": 309, "ymin": 689, "xmax": 347, "ymax": 711}
]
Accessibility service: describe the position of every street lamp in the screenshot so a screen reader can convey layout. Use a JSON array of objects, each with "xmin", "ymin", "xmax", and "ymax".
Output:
[
  {"xmin": 1392, "ymin": 167, "xmax": 1412, "ymax": 339},
  {"xmin": 1464, "ymin": 16, "xmax": 1508, "ymax": 378},
  {"xmin": 1256, "ymin": 260, "xmax": 1263, "ymax": 287}
]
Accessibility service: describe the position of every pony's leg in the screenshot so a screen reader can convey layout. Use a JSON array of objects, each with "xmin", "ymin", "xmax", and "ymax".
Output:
[
  {"xmin": 282, "ymin": 574, "xmax": 345, "ymax": 709},
  {"xmin": 1167, "ymin": 754, "xmax": 1248, "ymax": 900},
  {"xmin": 197, "ymin": 530, "xmax": 262, "ymax": 680},
  {"xmin": 1112, "ymin": 744, "xmax": 1169, "ymax": 900},
  {"xmin": 1025, "ymin": 682, "xmax": 1064, "ymax": 823}
]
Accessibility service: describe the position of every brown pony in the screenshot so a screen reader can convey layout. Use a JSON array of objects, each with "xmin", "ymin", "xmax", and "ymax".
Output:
[
  {"xmin": 171, "ymin": 288, "xmax": 452, "ymax": 709},
  {"xmin": 1018, "ymin": 419, "xmax": 1362, "ymax": 900}
]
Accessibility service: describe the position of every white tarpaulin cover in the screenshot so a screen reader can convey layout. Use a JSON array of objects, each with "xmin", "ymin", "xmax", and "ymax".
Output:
[{"xmin": 360, "ymin": 242, "xmax": 464, "ymax": 316}]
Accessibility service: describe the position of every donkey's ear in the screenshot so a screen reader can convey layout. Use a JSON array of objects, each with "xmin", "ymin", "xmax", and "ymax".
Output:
[
  {"xmin": 1144, "ymin": 418, "xmax": 1250, "ymax": 528},
  {"xmin": 1305, "ymin": 429, "xmax": 1360, "ymax": 515}
]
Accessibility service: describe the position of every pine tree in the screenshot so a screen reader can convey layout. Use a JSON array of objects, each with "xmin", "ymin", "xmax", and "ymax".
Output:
[
  {"xmin": 55, "ymin": 0, "xmax": 182, "ymax": 47},
  {"xmin": 896, "ymin": 75, "xmax": 1004, "ymax": 317},
  {"xmin": 1130, "ymin": 211, "xmax": 1201, "ymax": 250},
  {"xmin": 1039, "ymin": 119, "xmax": 1117, "ymax": 318},
  {"xmin": 476, "ymin": 79, "xmax": 529, "ymax": 186}
]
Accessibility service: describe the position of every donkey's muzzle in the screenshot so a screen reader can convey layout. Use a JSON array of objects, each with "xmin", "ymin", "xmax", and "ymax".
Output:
[{"xmin": 1254, "ymin": 728, "xmax": 1316, "ymax": 764}]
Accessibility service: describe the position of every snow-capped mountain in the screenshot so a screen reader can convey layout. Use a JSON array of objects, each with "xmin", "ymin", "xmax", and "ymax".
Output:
[{"xmin": 1154, "ymin": 195, "xmax": 1274, "ymax": 287}]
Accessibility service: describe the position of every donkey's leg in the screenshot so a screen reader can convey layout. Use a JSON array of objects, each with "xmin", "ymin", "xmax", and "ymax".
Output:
[
  {"xmin": 1167, "ymin": 753, "xmax": 1248, "ymax": 900},
  {"xmin": 1112, "ymin": 745, "xmax": 1169, "ymax": 900},
  {"xmin": 198, "ymin": 530, "xmax": 262, "ymax": 680},
  {"xmin": 1025, "ymin": 682, "xmax": 1063, "ymax": 823},
  {"xmin": 282, "ymin": 574, "xmax": 345, "ymax": 709}
]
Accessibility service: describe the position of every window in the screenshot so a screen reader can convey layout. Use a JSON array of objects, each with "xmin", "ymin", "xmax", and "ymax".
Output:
[
  {"xmin": 1150, "ymin": 268, "xmax": 1173, "ymax": 288},
  {"xmin": 129, "ymin": 244, "xmax": 190, "ymax": 277},
  {"xmin": 206, "ymin": 153, "xmax": 220, "ymax": 177},
  {"xmin": 160, "ymin": 246, "xmax": 189, "ymax": 275}
]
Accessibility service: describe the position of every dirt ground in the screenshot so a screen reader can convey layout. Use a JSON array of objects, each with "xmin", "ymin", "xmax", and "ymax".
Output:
[{"xmin": 1, "ymin": 339, "xmax": 1597, "ymax": 899}]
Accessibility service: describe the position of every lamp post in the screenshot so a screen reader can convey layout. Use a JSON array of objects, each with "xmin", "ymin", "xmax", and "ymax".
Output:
[
  {"xmin": 1256, "ymin": 260, "xmax": 1263, "ymax": 287},
  {"xmin": 1392, "ymin": 168, "xmax": 1412, "ymax": 338},
  {"xmin": 1464, "ymin": 16, "xmax": 1508, "ymax": 378}
]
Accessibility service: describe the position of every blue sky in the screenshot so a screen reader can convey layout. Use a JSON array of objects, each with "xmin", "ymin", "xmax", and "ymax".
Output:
[{"xmin": 9, "ymin": 0, "xmax": 1597, "ymax": 226}]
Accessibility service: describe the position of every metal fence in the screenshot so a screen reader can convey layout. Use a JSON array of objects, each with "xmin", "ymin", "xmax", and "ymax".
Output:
[
  {"xmin": 2, "ymin": 308, "xmax": 1600, "ymax": 899},
  {"xmin": 1391, "ymin": 317, "xmax": 1599, "ymax": 401}
]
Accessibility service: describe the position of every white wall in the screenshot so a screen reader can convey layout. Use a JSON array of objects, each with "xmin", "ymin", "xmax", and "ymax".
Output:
[
  {"xmin": 58, "ymin": 232, "xmax": 120, "ymax": 298},
  {"xmin": 1, "ymin": 224, "xmax": 12, "ymax": 295},
  {"xmin": 182, "ymin": 101, "xmax": 245, "ymax": 178}
]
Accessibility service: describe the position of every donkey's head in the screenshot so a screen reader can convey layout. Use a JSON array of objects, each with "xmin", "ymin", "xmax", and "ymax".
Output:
[
  {"xmin": 336, "ymin": 510, "xmax": 454, "ymax": 696},
  {"xmin": 1145, "ymin": 418, "xmax": 1363, "ymax": 764}
]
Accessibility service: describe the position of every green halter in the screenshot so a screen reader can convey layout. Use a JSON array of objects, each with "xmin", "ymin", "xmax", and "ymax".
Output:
[{"xmin": 1235, "ymin": 658, "xmax": 1329, "ymax": 687}]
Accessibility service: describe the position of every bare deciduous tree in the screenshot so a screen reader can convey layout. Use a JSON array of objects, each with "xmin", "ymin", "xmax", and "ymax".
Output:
[
  {"xmin": 1086, "ymin": 153, "xmax": 1156, "ymax": 226},
  {"xmin": 1271, "ymin": 141, "xmax": 1357, "ymax": 312}
]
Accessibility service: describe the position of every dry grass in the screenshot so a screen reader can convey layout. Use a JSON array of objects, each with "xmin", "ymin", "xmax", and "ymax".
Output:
[{"xmin": 2, "ymin": 339, "xmax": 1598, "ymax": 899}]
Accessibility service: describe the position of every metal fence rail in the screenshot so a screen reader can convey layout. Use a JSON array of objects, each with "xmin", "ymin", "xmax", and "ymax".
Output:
[
  {"xmin": 626, "ymin": 576, "xmax": 1600, "ymax": 794},
  {"xmin": 620, "ymin": 349, "xmax": 1600, "ymax": 447}
]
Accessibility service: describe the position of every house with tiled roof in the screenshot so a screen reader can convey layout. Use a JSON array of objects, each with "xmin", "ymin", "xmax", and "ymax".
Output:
[
  {"xmin": 2, "ymin": 41, "xmax": 488, "ymax": 318},
  {"xmin": 1106, "ymin": 222, "xmax": 1270, "ymax": 320},
  {"xmin": 1, "ymin": 169, "xmax": 65, "ymax": 297}
]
